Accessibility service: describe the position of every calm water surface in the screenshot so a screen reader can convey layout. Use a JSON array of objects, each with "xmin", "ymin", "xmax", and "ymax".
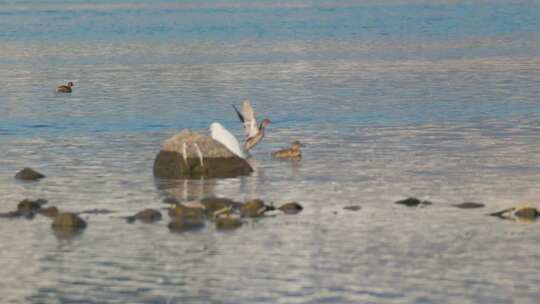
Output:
[{"xmin": 1, "ymin": 1, "xmax": 540, "ymax": 303}]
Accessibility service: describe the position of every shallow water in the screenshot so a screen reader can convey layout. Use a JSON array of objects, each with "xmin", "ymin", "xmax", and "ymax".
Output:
[{"xmin": 1, "ymin": 1, "xmax": 540, "ymax": 303}]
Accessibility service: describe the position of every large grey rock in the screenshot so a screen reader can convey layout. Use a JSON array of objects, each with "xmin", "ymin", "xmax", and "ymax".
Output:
[{"xmin": 153, "ymin": 130, "xmax": 253, "ymax": 179}]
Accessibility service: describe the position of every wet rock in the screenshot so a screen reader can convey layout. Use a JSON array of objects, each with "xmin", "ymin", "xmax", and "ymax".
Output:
[
  {"xmin": 153, "ymin": 129, "xmax": 253, "ymax": 179},
  {"xmin": 168, "ymin": 218, "xmax": 205, "ymax": 232},
  {"xmin": 240, "ymin": 199, "xmax": 274, "ymax": 218},
  {"xmin": 395, "ymin": 197, "xmax": 432, "ymax": 207},
  {"xmin": 52, "ymin": 213, "xmax": 87, "ymax": 231},
  {"xmin": 200, "ymin": 197, "xmax": 238, "ymax": 216},
  {"xmin": 514, "ymin": 207, "xmax": 539, "ymax": 220},
  {"xmin": 126, "ymin": 209, "xmax": 162, "ymax": 224},
  {"xmin": 17, "ymin": 199, "xmax": 44, "ymax": 214},
  {"xmin": 15, "ymin": 168, "xmax": 45, "ymax": 181},
  {"xmin": 488, "ymin": 206, "xmax": 539, "ymax": 222},
  {"xmin": 215, "ymin": 216, "xmax": 243, "ymax": 230},
  {"xmin": 39, "ymin": 206, "xmax": 59, "ymax": 218},
  {"xmin": 168, "ymin": 204, "xmax": 205, "ymax": 220},
  {"xmin": 453, "ymin": 202, "xmax": 485, "ymax": 209},
  {"xmin": 343, "ymin": 205, "xmax": 361, "ymax": 212},
  {"xmin": 278, "ymin": 202, "xmax": 304, "ymax": 214}
]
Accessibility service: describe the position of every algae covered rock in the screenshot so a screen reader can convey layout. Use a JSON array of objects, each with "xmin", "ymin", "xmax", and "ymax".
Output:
[
  {"xmin": 240, "ymin": 199, "xmax": 274, "ymax": 218},
  {"xmin": 168, "ymin": 204, "xmax": 205, "ymax": 220},
  {"xmin": 215, "ymin": 216, "xmax": 243, "ymax": 230},
  {"xmin": 52, "ymin": 213, "xmax": 87, "ymax": 231},
  {"xmin": 200, "ymin": 197, "xmax": 238, "ymax": 216},
  {"xmin": 15, "ymin": 168, "xmax": 46, "ymax": 181},
  {"xmin": 153, "ymin": 129, "xmax": 253, "ymax": 179},
  {"xmin": 168, "ymin": 218, "xmax": 205, "ymax": 232},
  {"xmin": 39, "ymin": 206, "xmax": 59, "ymax": 218}
]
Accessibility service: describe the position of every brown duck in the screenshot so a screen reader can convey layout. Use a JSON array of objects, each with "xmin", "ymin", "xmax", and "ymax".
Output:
[
  {"xmin": 233, "ymin": 100, "xmax": 271, "ymax": 151},
  {"xmin": 272, "ymin": 141, "xmax": 304, "ymax": 160},
  {"xmin": 56, "ymin": 82, "xmax": 74, "ymax": 93}
]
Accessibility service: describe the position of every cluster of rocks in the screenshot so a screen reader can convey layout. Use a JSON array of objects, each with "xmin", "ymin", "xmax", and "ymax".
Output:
[
  {"xmin": 127, "ymin": 197, "xmax": 303, "ymax": 232},
  {"xmin": 394, "ymin": 197, "xmax": 539, "ymax": 222},
  {"xmin": 0, "ymin": 198, "xmax": 87, "ymax": 237}
]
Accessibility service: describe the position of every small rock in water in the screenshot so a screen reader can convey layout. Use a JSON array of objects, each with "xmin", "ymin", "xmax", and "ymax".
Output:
[
  {"xmin": 514, "ymin": 207, "xmax": 539, "ymax": 220},
  {"xmin": 343, "ymin": 205, "xmax": 361, "ymax": 212},
  {"xmin": 17, "ymin": 199, "xmax": 47, "ymax": 216},
  {"xmin": 15, "ymin": 168, "xmax": 45, "ymax": 181},
  {"xmin": 162, "ymin": 197, "xmax": 180, "ymax": 205},
  {"xmin": 52, "ymin": 213, "xmax": 87, "ymax": 231},
  {"xmin": 39, "ymin": 206, "xmax": 59, "ymax": 218},
  {"xmin": 278, "ymin": 202, "xmax": 304, "ymax": 214},
  {"xmin": 240, "ymin": 199, "xmax": 272, "ymax": 218},
  {"xmin": 168, "ymin": 204, "xmax": 205, "ymax": 220},
  {"xmin": 126, "ymin": 209, "xmax": 162, "ymax": 223},
  {"xmin": 215, "ymin": 216, "xmax": 243, "ymax": 230},
  {"xmin": 453, "ymin": 202, "xmax": 485, "ymax": 209},
  {"xmin": 201, "ymin": 197, "xmax": 238, "ymax": 216},
  {"xmin": 168, "ymin": 218, "xmax": 205, "ymax": 232},
  {"xmin": 395, "ymin": 197, "xmax": 432, "ymax": 207}
]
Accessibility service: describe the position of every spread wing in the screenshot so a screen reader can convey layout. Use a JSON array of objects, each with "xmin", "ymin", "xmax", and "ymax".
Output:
[
  {"xmin": 210, "ymin": 122, "xmax": 246, "ymax": 159},
  {"xmin": 242, "ymin": 100, "xmax": 258, "ymax": 138}
]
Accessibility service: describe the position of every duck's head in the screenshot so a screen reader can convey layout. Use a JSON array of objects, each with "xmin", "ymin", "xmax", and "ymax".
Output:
[
  {"xmin": 67, "ymin": 82, "xmax": 74, "ymax": 87},
  {"xmin": 291, "ymin": 141, "xmax": 304, "ymax": 150},
  {"xmin": 259, "ymin": 118, "xmax": 271, "ymax": 129}
]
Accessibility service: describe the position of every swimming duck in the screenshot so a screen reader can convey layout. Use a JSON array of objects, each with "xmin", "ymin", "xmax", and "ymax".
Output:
[
  {"xmin": 272, "ymin": 141, "xmax": 304, "ymax": 160},
  {"xmin": 233, "ymin": 100, "xmax": 271, "ymax": 151},
  {"xmin": 56, "ymin": 82, "xmax": 74, "ymax": 93}
]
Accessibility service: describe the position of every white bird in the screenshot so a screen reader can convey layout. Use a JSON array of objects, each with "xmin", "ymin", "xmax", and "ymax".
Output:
[{"xmin": 210, "ymin": 122, "xmax": 246, "ymax": 159}]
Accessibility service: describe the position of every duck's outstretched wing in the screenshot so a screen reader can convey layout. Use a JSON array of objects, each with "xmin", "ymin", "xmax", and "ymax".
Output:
[{"xmin": 242, "ymin": 100, "xmax": 258, "ymax": 138}]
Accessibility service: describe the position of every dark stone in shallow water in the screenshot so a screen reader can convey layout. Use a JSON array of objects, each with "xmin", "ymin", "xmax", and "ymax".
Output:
[
  {"xmin": 453, "ymin": 202, "xmax": 485, "ymax": 209},
  {"xmin": 15, "ymin": 168, "xmax": 45, "ymax": 181},
  {"xmin": 514, "ymin": 207, "xmax": 539, "ymax": 220},
  {"xmin": 395, "ymin": 197, "xmax": 432, "ymax": 207},
  {"xmin": 52, "ymin": 213, "xmax": 87, "ymax": 232},
  {"xmin": 126, "ymin": 209, "xmax": 162, "ymax": 223},
  {"xmin": 215, "ymin": 216, "xmax": 243, "ymax": 230},
  {"xmin": 240, "ymin": 199, "xmax": 271, "ymax": 218},
  {"xmin": 168, "ymin": 218, "xmax": 205, "ymax": 232},
  {"xmin": 79, "ymin": 209, "xmax": 115, "ymax": 215},
  {"xmin": 343, "ymin": 205, "xmax": 361, "ymax": 212},
  {"xmin": 17, "ymin": 199, "xmax": 45, "ymax": 214},
  {"xmin": 39, "ymin": 206, "xmax": 59, "ymax": 218},
  {"xmin": 278, "ymin": 202, "xmax": 304, "ymax": 214},
  {"xmin": 168, "ymin": 204, "xmax": 205, "ymax": 220},
  {"xmin": 200, "ymin": 197, "xmax": 239, "ymax": 216}
]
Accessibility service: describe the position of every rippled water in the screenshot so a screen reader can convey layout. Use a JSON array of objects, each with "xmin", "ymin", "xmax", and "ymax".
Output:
[{"xmin": 2, "ymin": 1, "xmax": 540, "ymax": 303}]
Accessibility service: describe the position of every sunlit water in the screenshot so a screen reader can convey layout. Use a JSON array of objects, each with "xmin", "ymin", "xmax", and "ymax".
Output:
[{"xmin": 1, "ymin": 1, "xmax": 540, "ymax": 303}]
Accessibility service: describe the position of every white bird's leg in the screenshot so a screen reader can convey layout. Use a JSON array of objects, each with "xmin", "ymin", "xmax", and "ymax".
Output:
[
  {"xmin": 194, "ymin": 143, "xmax": 204, "ymax": 168},
  {"xmin": 182, "ymin": 142, "xmax": 188, "ymax": 166}
]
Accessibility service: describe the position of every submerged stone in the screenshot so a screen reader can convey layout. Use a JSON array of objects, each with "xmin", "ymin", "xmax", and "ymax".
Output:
[
  {"xmin": 39, "ymin": 206, "xmax": 59, "ymax": 218},
  {"xmin": 514, "ymin": 207, "xmax": 539, "ymax": 220},
  {"xmin": 126, "ymin": 209, "xmax": 162, "ymax": 223},
  {"xmin": 278, "ymin": 202, "xmax": 304, "ymax": 214},
  {"xmin": 453, "ymin": 202, "xmax": 485, "ymax": 209},
  {"xmin": 15, "ymin": 168, "xmax": 45, "ymax": 181},
  {"xmin": 153, "ymin": 129, "xmax": 253, "ymax": 179},
  {"xmin": 17, "ymin": 199, "xmax": 45, "ymax": 214},
  {"xmin": 395, "ymin": 197, "xmax": 432, "ymax": 207},
  {"xmin": 168, "ymin": 218, "xmax": 205, "ymax": 232},
  {"xmin": 215, "ymin": 216, "xmax": 243, "ymax": 230},
  {"xmin": 168, "ymin": 204, "xmax": 205, "ymax": 220},
  {"xmin": 343, "ymin": 205, "xmax": 361, "ymax": 212}
]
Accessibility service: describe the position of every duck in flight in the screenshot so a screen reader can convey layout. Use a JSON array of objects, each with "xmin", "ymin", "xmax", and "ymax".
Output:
[
  {"xmin": 56, "ymin": 82, "xmax": 74, "ymax": 93},
  {"xmin": 232, "ymin": 100, "xmax": 271, "ymax": 152},
  {"xmin": 272, "ymin": 141, "xmax": 304, "ymax": 160}
]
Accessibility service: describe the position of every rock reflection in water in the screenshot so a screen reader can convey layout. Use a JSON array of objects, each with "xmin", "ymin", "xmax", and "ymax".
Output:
[{"xmin": 155, "ymin": 178, "xmax": 217, "ymax": 203}]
